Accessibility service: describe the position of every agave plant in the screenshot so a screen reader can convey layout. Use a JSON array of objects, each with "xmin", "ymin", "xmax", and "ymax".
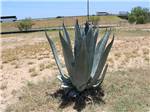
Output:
[{"xmin": 45, "ymin": 21, "xmax": 114, "ymax": 92}]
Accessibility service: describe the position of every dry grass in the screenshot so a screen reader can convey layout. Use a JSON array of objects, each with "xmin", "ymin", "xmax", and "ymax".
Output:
[
  {"xmin": 29, "ymin": 67, "xmax": 36, "ymax": 73},
  {"xmin": 104, "ymin": 68, "xmax": 150, "ymax": 112},
  {"xmin": 14, "ymin": 64, "xmax": 19, "ymax": 69},
  {"xmin": 115, "ymin": 29, "xmax": 150, "ymax": 38},
  {"xmin": 5, "ymin": 68, "xmax": 150, "ymax": 112},
  {"xmin": 30, "ymin": 71, "xmax": 39, "ymax": 77},
  {"xmin": 1, "ymin": 42, "xmax": 50, "ymax": 64},
  {"xmin": 28, "ymin": 61, "xmax": 34, "ymax": 65},
  {"xmin": 1, "ymin": 16, "xmax": 123, "ymax": 32},
  {"xmin": 2, "ymin": 50, "xmax": 18, "ymax": 64},
  {"xmin": 45, "ymin": 63, "xmax": 54, "ymax": 69},
  {"xmin": 1, "ymin": 29, "xmax": 73, "ymax": 64},
  {"xmin": 5, "ymin": 78, "xmax": 59, "ymax": 112},
  {"xmin": 1, "ymin": 26, "xmax": 150, "ymax": 112},
  {"xmin": 29, "ymin": 67, "xmax": 39, "ymax": 77},
  {"xmin": 0, "ymin": 81, "xmax": 8, "ymax": 90},
  {"xmin": 39, "ymin": 63, "xmax": 45, "ymax": 71}
]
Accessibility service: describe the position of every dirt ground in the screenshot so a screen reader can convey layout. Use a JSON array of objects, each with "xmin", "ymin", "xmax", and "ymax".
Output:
[{"xmin": 0, "ymin": 26, "xmax": 150, "ymax": 112}]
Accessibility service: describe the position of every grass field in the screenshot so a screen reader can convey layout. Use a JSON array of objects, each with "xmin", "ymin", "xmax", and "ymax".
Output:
[
  {"xmin": 1, "ymin": 25, "xmax": 150, "ymax": 112},
  {"xmin": 1, "ymin": 16, "xmax": 123, "ymax": 32}
]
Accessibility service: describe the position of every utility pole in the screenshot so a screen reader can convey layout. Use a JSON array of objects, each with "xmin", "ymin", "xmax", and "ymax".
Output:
[{"xmin": 87, "ymin": 0, "xmax": 89, "ymax": 21}]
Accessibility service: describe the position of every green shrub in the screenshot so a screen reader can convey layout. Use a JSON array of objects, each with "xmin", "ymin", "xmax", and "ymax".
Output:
[
  {"xmin": 17, "ymin": 18, "xmax": 34, "ymax": 31},
  {"xmin": 128, "ymin": 6, "xmax": 150, "ymax": 24},
  {"xmin": 128, "ymin": 14, "xmax": 136, "ymax": 24},
  {"xmin": 136, "ymin": 15, "xmax": 145, "ymax": 24}
]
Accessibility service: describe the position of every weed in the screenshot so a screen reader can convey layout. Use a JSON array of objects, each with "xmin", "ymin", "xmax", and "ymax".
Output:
[
  {"xmin": 45, "ymin": 63, "xmax": 53, "ymax": 69},
  {"xmin": 28, "ymin": 61, "xmax": 34, "ymax": 65},
  {"xmin": 114, "ymin": 52, "xmax": 121, "ymax": 58},
  {"xmin": 0, "ymin": 81, "xmax": 8, "ymax": 90},
  {"xmin": 30, "ymin": 71, "xmax": 39, "ymax": 77},
  {"xmin": 29, "ymin": 67, "xmax": 36, "ymax": 73},
  {"xmin": 0, "ymin": 65, "xmax": 3, "ymax": 69},
  {"xmin": 14, "ymin": 64, "xmax": 19, "ymax": 69},
  {"xmin": 39, "ymin": 63, "xmax": 45, "ymax": 71}
]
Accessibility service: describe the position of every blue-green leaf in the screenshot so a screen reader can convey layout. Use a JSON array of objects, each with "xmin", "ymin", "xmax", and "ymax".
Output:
[
  {"xmin": 59, "ymin": 31, "xmax": 74, "ymax": 76},
  {"xmin": 74, "ymin": 20, "xmax": 82, "ymax": 59},
  {"xmin": 62, "ymin": 23, "xmax": 71, "ymax": 47},
  {"xmin": 90, "ymin": 29, "xmax": 111, "ymax": 78},
  {"xmin": 90, "ymin": 35, "xmax": 114, "ymax": 85},
  {"xmin": 92, "ymin": 64, "xmax": 108, "ymax": 87},
  {"xmin": 45, "ymin": 31, "xmax": 68, "ymax": 80},
  {"xmin": 72, "ymin": 38, "xmax": 90, "ymax": 91},
  {"xmin": 57, "ymin": 75, "xmax": 72, "ymax": 88},
  {"xmin": 86, "ymin": 27, "xmax": 97, "ymax": 71},
  {"xmin": 93, "ymin": 29, "xmax": 99, "ymax": 46}
]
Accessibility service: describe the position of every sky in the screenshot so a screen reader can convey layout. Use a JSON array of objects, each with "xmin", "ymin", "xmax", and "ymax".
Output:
[{"xmin": 1, "ymin": 0, "xmax": 150, "ymax": 19}]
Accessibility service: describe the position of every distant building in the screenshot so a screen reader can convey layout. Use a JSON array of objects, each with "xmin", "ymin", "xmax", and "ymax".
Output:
[
  {"xmin": 118, "ymin": 11, "xmax": 129, "ymax": 19},
  {"xmin": 0, "ymin": 16, "xmax": 17, "ymax": 22},
  {"xmin": 96, "ymin": 12, "xmax": 109, "ymax": 16},
  {"xmin": 118, "ymin": 11, "xmax": 129, "ymax": 16}
]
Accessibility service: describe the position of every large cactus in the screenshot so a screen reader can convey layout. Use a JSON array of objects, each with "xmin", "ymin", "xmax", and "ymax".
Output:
[{"xmin": 45, "ymin": 21, "xmax": 114, "ymax": 92}]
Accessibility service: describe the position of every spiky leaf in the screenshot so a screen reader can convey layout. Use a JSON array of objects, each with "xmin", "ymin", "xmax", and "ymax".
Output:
[
  {"xmin": 59, "ymin": 31, "xmax": 74, "ymax": 76},
  {"xmin": 92, "ymin": 64, "xmax": 108, "ymax": 87},
  {"xmin": 90, "ymin": 35, "xmax": 114, "ymax": 85},
  {"xmin": 90, "ymin": 29, "xmax": 111, "ymax": 78},
  {"xmin": 62, "ymin": 23, "xmax": 72, "ymax": 48},
  {"xmin": 86, "ymin": 27, "xmax": 97, "ymax": 71},
  {"xmin": 45, "ymin": 32, "xmax": 68, "ymax": 81},
  {"xmin": 72, "ymin": 38, "xmax": 90, "ymax": 91},
  {"xmin": 74, "ymin": 20, "xmax": 82, "ymax": 59}
]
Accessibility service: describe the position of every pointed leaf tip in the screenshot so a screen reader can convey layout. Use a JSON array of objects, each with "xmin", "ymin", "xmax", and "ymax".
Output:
[
  {"xmin": 62, "ymin": 21, "xmax": 65, "ymax": 26},
  {"xmin": 59, "ymin": 30, "xmax": 62, "ymax": 37},
  {"xmin": 76, "ymin": 19, "xmax": 79, "ymax": 24}
]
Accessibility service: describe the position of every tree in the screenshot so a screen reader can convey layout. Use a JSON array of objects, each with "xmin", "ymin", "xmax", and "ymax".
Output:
[
  {"xmin": 136, "ymin": 15, "xmax": 145, "ymax": 24},
  {"xmin": 128, "ymin": 6, "xmax": 150, "ymax": 24},
  {"xmin": 128, "ymin": 14, "xmax": 136, "ymax": 24},
  {"xmin": 16, "ymin": 18, "xmax": 34, "ymax": 31}
]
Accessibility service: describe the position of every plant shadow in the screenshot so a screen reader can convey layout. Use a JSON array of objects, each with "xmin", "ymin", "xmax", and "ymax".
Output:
[{"xmin": 49, "ymin": 87, "xmax": 105, "ymax": 112}]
